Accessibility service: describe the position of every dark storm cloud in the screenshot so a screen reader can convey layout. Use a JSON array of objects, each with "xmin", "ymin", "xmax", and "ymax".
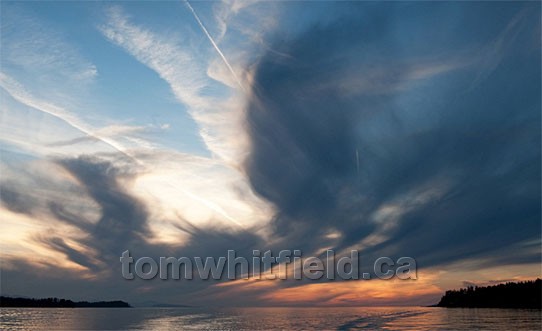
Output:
[
  {"xmin": 0, "ymin": 183, "xmax": 35, "ymax": 215},
  {"xmin": 243, "ymin": 2, "xmax": 541, "ymax": 268},
  {"xmin": 2, "ymin": 155, "xmax": 154, "ymax": 272},
  {"xmin": 2, "ymin": 154, "xmax": 263, "ymax": 304},
  {"xmin": 47, "ymin": 155, "xmax": 260, "ymax": 273},
  {"xmin": 58, "ymin": 156, "xmax": 150, "ymax": 263},
  {"xmin": 39, "ymin": 236, "xmax": 98, "ymax": 270}
]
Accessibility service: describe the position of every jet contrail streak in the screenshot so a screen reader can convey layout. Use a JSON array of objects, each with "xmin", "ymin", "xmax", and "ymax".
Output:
[
  {"xmin": 177, "ymin": 185, "xmax": 244, "ymax": 227},
  {"xmin": 0, "ymin": 73, "xmax": 140, "ymax": 164},
  {"xmin": 356, "ymin": 149, "xmax": 360, "ymax": 176},
  {"xmin": 184, "ymin": 0, "xmax": 245, "ymax": 92},
  {"xmin": 1, "ymin": 73, "xmax": 244, "ymax": 228}
]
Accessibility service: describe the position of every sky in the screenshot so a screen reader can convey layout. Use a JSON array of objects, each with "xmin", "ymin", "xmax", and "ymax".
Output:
[{"xmin": 0, "ymin": 1, "xmax": 540, "ymax": 307}]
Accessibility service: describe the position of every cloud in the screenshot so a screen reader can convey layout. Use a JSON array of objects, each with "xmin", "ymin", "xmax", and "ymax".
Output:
[
  {"xmin": 185, "ymin": 0, "xmax": 245, "ymax": 91},
  {"xmin": 1, "ymin": 74, "xmax": 170, "ymax": 161},
  {"xmin": 1, "ymin": 5, "xmax": 98, "ymax": 85},
  {"xmin": 1, "ymin": 155, "xmax": 146, "ymax": 273},
  {"xmin": 0, "ymin": 73, "xmax": 134, "ymax": 157},
  {"xmin": 0, "ymin": 6, "xmax": 174, "ymax": 162},
  {"xmin": 100, "ymin": 6, "xmax": 209, "ymax": 110},
  {"xmin": 242, "ymin": 2, "xmax": 541, "ymax": 270},
  {"xmin": 45, "ymin": 124, "xmax": 169, "ymax": 148},
  {"xmin": 57, "ymin": 157, "xmax": 149, "ymax": 260},
  {"xmin": 0, "ymin": 153, "xmax": 269, "ymax": 304},
  {"xmin": 99, "ymin": 5, "xmax": 253, "ymax": 164},
  {"xmin": 0, "ymin": 185, "xmax": 35, "ymax": 215},
  {"xmin": 97, "ymin": 5, "xmax": 273, "ymax": 230},
  {"xmin": 1, "ymin": 1, "xmax": 540, "ymax": 307}
]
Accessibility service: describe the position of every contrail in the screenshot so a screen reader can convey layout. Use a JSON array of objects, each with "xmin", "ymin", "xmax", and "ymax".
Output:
[
  {"xmin": 0, "ymin": 73, "xmax": 141, "ymax": 164},
  {"xmin": 177, "ymin": 185, "xmax": 244, "ymax": 227},
  {"xmin": 1, "ymin": 73, "xmax": 244, "ymax": 228},
  {"xmin": 356, "ymin": 148, "xmax": 360, "ymax": 176},
  {"xmin": 184, "ymin": 0, "xmax": 245, "ymax": 92}
]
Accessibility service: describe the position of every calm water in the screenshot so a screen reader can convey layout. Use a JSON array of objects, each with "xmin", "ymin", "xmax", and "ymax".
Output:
[{"xmin": 1, "ymin": 307, "xmax": 541, "ymax": 330}]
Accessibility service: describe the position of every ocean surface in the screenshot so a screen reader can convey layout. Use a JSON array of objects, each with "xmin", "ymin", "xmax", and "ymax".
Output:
[{"xmin": 1, "ymin": 307, "xmax": 541, "ymax": 330}]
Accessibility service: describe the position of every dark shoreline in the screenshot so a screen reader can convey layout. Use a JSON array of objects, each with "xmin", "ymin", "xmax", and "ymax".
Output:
[
  {"xmin": 433, "ymin": 279, "xmax": 541, "ymax": 309},
  {"xmin": 0, "ymin": 296, "xmax": 131, "ymax": 308}
]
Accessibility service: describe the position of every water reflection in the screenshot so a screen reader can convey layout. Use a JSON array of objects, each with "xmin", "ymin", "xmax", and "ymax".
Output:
[{"xmin": 1, "ymin": 307, "xmax": 540, "ymax": 330}]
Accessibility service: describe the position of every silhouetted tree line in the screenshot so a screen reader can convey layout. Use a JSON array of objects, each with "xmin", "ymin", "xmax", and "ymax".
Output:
[
  {"xmin": 437, "ymin": 279, "xmax": 541, "ymax": 308},
  {"xmin": 0, "ymin": 296, "xmax": 130, "ymax": 308}
]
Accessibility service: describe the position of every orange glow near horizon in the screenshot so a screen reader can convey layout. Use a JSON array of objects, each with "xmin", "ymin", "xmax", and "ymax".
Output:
[
  {"xmin": 259, "ymin": 279, "xmax": 442, "ymax": 306},
  {"xmin": 200, "ymin": 265, "xmax": 542, "ymax": 306},
  {"xmin": 198, "ymin": 269, "xmax": 443, "ymax": 306}
]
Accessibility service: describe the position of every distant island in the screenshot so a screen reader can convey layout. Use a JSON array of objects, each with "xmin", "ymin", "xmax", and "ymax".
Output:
[
  {"xmin": 0, "ymin": 296, "xmax": 131, "ymax": 308},
  {"xmin": 436, "ymin": 279, "xmax": 541, "ymax": 309}
]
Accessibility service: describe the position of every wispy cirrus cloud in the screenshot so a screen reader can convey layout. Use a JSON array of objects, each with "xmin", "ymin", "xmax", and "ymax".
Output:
[
  {"xmin": 1, "ymin": 5, "xmax": 97, "ymax": 88},
  {"xmin": 0, "ymin": 5, "xmax": 153, "ymax": 160},
  {"xmin": 99, "ymin": 5, "xmax": 252, "ymax": 164},
  {"xmin": 1, "ymin": 4, "xmax": 272, "ymax": 281},
  {"xmin": 100, "ymin": 6, "xmax": 208, "ymax": 110},
  {"xmin": 0, "ymin": 72, "xmax": 141, "ymax": 160},
  {"xmin": 1, "ymin": 71, "xmax": 269, "ymax": 233}
]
